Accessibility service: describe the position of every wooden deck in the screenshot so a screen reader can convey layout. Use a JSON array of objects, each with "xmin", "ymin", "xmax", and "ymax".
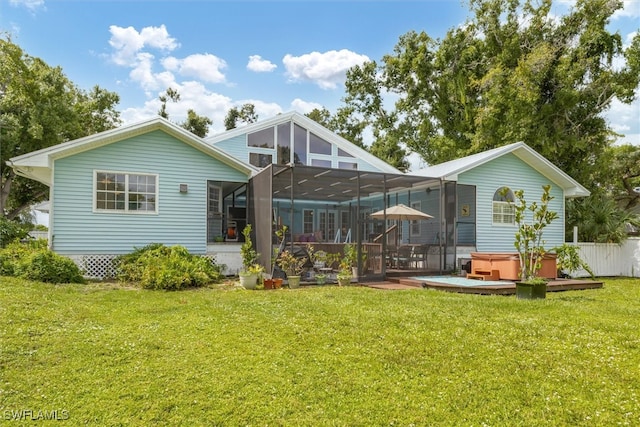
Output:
[{"xmin": 367, "ymin": 277, "xmax": 604, "ymax": 295}]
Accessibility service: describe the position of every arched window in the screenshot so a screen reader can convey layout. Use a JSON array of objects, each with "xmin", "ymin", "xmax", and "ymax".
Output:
[{"xmin": 493, "ymin": 187, "xmax": 515, "ymax": 224}]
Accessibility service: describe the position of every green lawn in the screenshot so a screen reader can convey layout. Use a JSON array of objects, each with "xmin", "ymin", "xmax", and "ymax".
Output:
[{"xmin": 1, "ymin": 277, "xmax": 639, "ymax": 426}]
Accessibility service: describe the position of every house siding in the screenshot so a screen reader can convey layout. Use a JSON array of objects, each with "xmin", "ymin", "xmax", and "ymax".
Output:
[
  {"xmin": 52, "ymin": 130, "xmax": 248, "ymax": 255},
  {"xmin": 458, "ymin": 153, "xmax": 565, "ymax": 252},
  {"xmin": 209, "ymin": 135, "xmax": 248, "ymax": 165}
]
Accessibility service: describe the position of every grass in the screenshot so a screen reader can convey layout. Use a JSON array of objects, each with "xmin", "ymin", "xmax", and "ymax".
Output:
[{"xmin": 1, "ymin": 277, "xmax": 639, "ymax": 426}]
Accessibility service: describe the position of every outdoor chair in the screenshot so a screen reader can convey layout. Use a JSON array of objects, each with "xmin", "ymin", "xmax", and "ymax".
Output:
[
  {"xmin": 410, "ymin": 245, "xmax": 429, "ymax": 269},
  {"xmin": 394, "ymin": 246, "xmax": 414, "ymax": 269}
]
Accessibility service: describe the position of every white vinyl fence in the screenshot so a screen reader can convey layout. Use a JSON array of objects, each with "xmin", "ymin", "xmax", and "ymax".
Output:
[{"xmin": 572, "ymin": 237, "xmax": 640, "ymax": 278}]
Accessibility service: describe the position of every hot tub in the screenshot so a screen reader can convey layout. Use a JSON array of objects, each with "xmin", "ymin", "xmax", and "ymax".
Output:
[{"xmin": 470, "ymin": 252, "xmax": 557, "ymax": 281}]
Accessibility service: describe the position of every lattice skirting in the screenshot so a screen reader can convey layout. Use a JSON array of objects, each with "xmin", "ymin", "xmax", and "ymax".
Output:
[
  {"xmin": 68, "ymin": 254, "xmax": 220, "ymax": 280},
  {"xmin": 69, "ymin": 254, "xmax": 119, "ymax": 280}
]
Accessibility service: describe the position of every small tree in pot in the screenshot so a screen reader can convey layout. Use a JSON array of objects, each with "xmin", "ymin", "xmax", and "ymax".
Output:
[
  {"xmin": 276, "ymin": 249, "xmax": 306, "ymax": 288},
  {"xmin": 239, "ymin": 224, "xmax": 261, "ymax": 289},
  {"xmin": 509, "ymin": 185, "xmax": 559, "ymax": 299}
]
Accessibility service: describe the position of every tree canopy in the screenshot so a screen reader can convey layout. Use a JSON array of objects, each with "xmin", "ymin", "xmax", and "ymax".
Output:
[
  {"xmin": 1, "ymin": 37, "xmax": 121, "ymax": 219},
  {"xmin": 224, "ymin": 104, "xmax": 258, "ymax": 130},
  {"xmin": 336, "ymin": 0, "xmax": 640, "ymax": 184}
]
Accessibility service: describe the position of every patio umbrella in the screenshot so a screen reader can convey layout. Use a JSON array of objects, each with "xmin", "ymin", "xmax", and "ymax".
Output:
[
  {"xmin": 371, "ymin": 204, "xmax": 433, "ymax": 249},
  {"xmin": 370, "ymin": 204, "xmax": 434, "ymax": 221}
]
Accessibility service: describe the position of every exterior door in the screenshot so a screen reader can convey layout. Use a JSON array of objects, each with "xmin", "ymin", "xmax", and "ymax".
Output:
[{"xmin": 207, "ymin": 182, "xmax": 222, "ymax": 243}]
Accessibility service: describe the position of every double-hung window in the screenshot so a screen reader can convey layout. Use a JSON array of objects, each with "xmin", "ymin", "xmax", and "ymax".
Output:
[
  {"xmin": 95, "ymin": 171, "xmax": 158, "ymax": 213},
  {"xmin": 492, "ymin": 187, "xmax": 515, "ymax": 225}
]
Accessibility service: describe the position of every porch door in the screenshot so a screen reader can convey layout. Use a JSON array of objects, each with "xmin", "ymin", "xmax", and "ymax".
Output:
[
  {"xmin": 318, "ymin": 210, "xmax": 336, "ymax": 243},
  {"xmin": 207, "ymin": 181, "xmax": 222, "ymax": 243}
]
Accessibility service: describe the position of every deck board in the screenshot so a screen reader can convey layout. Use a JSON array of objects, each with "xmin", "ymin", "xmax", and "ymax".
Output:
[{"xmin": 367, "ymin": 277, "xmax": 603, "ymax": 295}]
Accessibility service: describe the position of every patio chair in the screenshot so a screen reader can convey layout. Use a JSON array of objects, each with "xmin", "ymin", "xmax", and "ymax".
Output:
[
  {"xmin": 410, "ymin": 245, "xmax": 429, "ymax": 269},
  {"xmin": 394, "ymin": 246, "xmax": 414, "ymax": 269}
]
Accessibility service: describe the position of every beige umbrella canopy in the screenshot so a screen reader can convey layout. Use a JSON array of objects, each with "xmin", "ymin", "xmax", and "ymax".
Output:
[
  {"xmin": 370, "ymin": 204, "xmax": 434, "ymax": 221},
  {"xmin": 371, "ymin": 204, "xmax": 433, "ymax": 248}
]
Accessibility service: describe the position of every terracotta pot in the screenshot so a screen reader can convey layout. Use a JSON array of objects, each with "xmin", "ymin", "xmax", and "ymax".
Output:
[
  {"xmin": 274, "ymin": 278, "xmax": 283, "ymax": 289},
  {"xmin": 263, "ymin": 279, "xmax": 274, "ymax": 290}
]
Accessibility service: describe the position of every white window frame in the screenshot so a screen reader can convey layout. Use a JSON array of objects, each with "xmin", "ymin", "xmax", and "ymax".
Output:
[
  {"xmin": 492, "ymin": 187, "xmax": 515, "ymax": 225},
  {"xmin": 303, "ymin": 209, "xmax": 314, "ymax": 234},
  {"xmin": 94, "ymin": 170, "xmax": 158, "ymax": 214}
]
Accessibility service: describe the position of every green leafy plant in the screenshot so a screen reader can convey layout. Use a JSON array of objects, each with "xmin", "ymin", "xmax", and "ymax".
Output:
[
  {"xmin": 553, "ymin": 243, "xmax": 594, "ymax": 279},
  {"xmin": 115, "ymin": 244, "xmax": 223, "ymax": 290},
  {"xmin": 343, "ymin": 243, "xmax": 357, "ymax": 267},
  {"xmin": 0, "ymin": 239, "xmax": 84, "ymax": 284},
  {"xmin": 277, "ymin": 250, "xmax": 306, "ymax": 277},
  {"xmin": 18, "ymin": 250, "xmax": 86, "ymax": 284},
  {"xmin": 0, "ymin": 217, "xmax": 29, "ymax": 248},
  {"xmin": 509, "ymin": 185, "xmax": 559, "ymax": 282},
  {"xmin": 240, "ymin": 224, "xmax": 259, "ymax": 273},
  {"xmin": 270, "ymin": 224, "xmax": 288, "ymax": 277},
  {"xmin": 336, "ymin": 247, "xmax": 354, "ymax": 281}
]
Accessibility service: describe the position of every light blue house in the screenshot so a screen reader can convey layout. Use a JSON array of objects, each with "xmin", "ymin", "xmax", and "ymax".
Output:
[{"xmin": 9, "ymin": 111, "xmax": 589, "ymax": 279}]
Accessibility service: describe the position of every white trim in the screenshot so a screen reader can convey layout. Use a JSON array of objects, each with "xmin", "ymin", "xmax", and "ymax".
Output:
[
  {"xmin": 9, "ymin": 117, "xmax": 256, "ymax": 186},
  {"xmin": 492, "ymin": 201, "xmax": 515, "ymax": 225},
  {"xmin": 92, "ymin": 170, "xmax": 159, "ymax": 215},
  {"xmin": 412, "ymin": 142, "xmax": 590, "ymax": 198},
  {"xmin": 206, "ymin": 111, "xmax": 401, "ymax": 174},
  {"xmin": 303, "ymin": 209, "xmax": 314, "ymax": 234}
]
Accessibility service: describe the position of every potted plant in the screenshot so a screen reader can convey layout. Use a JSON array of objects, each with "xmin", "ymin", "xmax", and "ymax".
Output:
[
  {"xmin": 553, "ymin": 243, "xmax": 595, "ymax": 279},
  {"xmin": 341, "ymin": 243, "xmax": 368, "ymax": 277},
  {"xmin": 315, "ymin": 273, "xmax": 327, "ymax": 285},
  {"xmin": 264, "ymin": 225, "xmax": 288, "ymax": 290},
  {"xmin": 277, "ymin": 249, "xmax": 306, "ymax": 289},
  {"xmin": 306, "ymin": 244, "xmax": 328, "ymax": 284},
  {"xmin": 239, "ymin": 224, "xmax": 260, "ymax": 289},
  {"xmin": 509, "ymin": 185, "xmax": 559, "ymax": 299},
  {"xmin": 336, "ymin": 259, "xmax": 352, "ymax": 286},
  {"xmin": 336, "ymin": 247, "xmax": 353, "ymax": 286}
]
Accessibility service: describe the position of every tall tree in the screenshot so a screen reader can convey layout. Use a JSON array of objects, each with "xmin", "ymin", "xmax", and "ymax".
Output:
[
  {"xmin": 0, "ymin": 37, "xmax": 121, "ymax": 219},
  {"xmin": 224, "ymin": 103, "xmax": 258, "ymax": 130},
  {"xmin": 340, "ymin": 0, "xmax": 640, "ymax": 183},
  {"xmin": 157, "ymin": 87, "xmax": 180, "ymax": 119},
  {"xmin": 591, "ymin": 144, "xmax": 640, "ymax": 211},
  {"xmin": 305, "ymin": 106, "xmax": 367, "ymax": 149},
  {"xmin": 566, "ymin": 193, "xmax": 640, "ymax": 243},
  {"xmin": 182, "ymin": 109, "xmax": 213, "ymax": 138}
]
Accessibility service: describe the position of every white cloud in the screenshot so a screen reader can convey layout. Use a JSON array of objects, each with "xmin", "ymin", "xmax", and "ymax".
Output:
[
  {"xmin": 606, "ymin": 93, "xmax": 640, "ymax": 146},
  {"xmin": 9, "ymin": 0, "xmax": 44, "ymax": 12},
  {"xmin": 283, "ymin": 49, "xmax": 370, "ymax": 90},
  {"xmin": 162, "ymin": 53, "xmax": 227, "ymax": 83},
  {"xmin": 406, "ymin": 151, "xmax": 428, "ymax": 173},
  {"xmin": 290, "ymin": 98, "xmax": 323, "ymax": 114},
  {"xmin": 247, "ymin": 55, "xmax": 277, "ymax": 72},
  {"xmin": 626, "ymin": 30, "xmax": 639, "ymax": 47},
  {"xmin": 121, "ymin": 81, "xmax": 236, "ymax": 134},
  {"xmin": 613, "ymin": 0, "xmax": 640, "ymax": 19},
  {"xmin": 108, "ymin": 24, "xmax": 179, "ymax": 66}
]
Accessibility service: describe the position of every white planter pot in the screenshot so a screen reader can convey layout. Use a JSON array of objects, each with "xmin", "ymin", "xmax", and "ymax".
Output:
[{"xmin": 239, "ymin": 273, "xmax": 257, "ymax": 289}]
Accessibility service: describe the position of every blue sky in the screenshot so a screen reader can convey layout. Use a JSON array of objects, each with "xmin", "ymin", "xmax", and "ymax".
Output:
[{"xmin": 2, "ymin": 0, "xmax": 639, "ymax": 164}]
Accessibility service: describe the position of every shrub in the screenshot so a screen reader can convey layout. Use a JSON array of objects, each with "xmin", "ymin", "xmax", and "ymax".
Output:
[
  {"xmin": 0, "ymin": 217, "xmax": 29, "ymax": 248},
  {"xmin": 17, "ymin": 250, "xmax": 85, "ymax": 284},
  {"xmin": 0, "ymin": 240, "xmax": 85, "ymax": 284},
  {"xmin": 115, "ymin": 244, "xmax": 223, "ymax": 290}
]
